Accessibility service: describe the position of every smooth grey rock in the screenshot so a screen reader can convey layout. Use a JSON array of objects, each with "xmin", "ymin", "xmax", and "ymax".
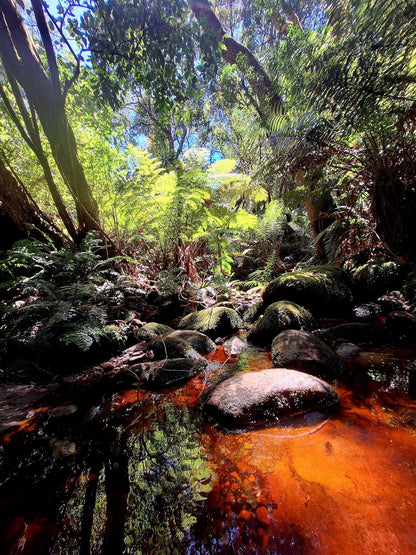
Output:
[{"xmin": 204, "ymin": 368, "xmax": 339, "ymax": 428}]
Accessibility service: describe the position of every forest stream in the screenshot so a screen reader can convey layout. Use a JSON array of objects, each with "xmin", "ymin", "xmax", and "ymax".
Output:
[{"xmin": 1, "ymin": 339, "xmax": 416, "ymax": 555}]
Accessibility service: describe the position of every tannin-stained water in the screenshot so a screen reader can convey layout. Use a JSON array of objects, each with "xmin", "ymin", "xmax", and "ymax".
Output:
[{"xmin": 1, "ymin": 344, "xmax": 416, "ymax": 554}]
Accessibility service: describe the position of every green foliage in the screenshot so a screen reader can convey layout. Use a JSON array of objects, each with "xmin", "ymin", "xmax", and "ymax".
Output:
[{"xmin": 0, "ymin": 234, "xmax": 129, "ymax": 361}]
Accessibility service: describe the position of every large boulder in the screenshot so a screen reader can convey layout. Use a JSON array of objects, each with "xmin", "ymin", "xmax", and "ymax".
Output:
[
  {"xmin": 271, "ymin": 330, "xmax": 345, "ymax": 380},
  {"xmin": 147, "ymin": 330, "xmax": 216, "ymax": 361},
  {"xmin": 247, "ymin": 301, "xmax": 314, "ymax": 346},
  {"xmin": 262, "ymin": 266, "xmax": 353, "ymax": 316},
  {"xmin": 352, "ymin": 260, "xmax": 407, "ymax": 300},
  {"xmin": 178, "ymin": 307, "xmax": 243, "ymax": 338},
  {"xmin": 136, "ymin": 322, "xmax": 173, "ymax": 342},
  {"xmin": 204, "ymin": 368, "xmax": 339, "ymax": 428}
]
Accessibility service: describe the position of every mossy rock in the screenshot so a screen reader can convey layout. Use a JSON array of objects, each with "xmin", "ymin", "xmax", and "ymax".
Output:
[
  {"xmin": 352, "ymin": 261, "xmax": 407, "ymax": 300},
  {"xmin": 247, "ymin": 301, "xmax": 314, "ymax": 347},
  {"xmin": 262, "ymin": 266, "xmax": 353, "ymax": 316},
  {"xmin": 271, "ymin": 329, "xmax": 345, "ymax": 380},
  {"xmin": 178, "ymin": 307, "xmax": 243, "ymax": 339},
  {"xmin": 127, "ymin": 357, "xmax": 207, "ymax": 390},
  {"xmin": 136, "ymin": 322, "xmax": 173, "ymax": 342},
  {"xmin": 242, "ymin": 302, "xmax": 264, "ymax": 324},
  {"xmin": 147, "ymin": 330, "xmax": 216, "ymax": 361}
]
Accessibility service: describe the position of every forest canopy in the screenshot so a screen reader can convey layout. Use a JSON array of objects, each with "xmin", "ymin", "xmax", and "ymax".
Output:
[{"xmin": 0, "ymin": 0, "xmax": 415, "ymax": 281}]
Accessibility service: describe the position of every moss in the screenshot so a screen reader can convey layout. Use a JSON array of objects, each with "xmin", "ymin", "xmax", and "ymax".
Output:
[
  {"xmin": 263, "ymin": 265, "xmax": 353, "ymax": 316},
  {"xmin": 352, "ymin": 260, "xmax": 407, "ymax": 299},
  {"xmin": 178, "ymin": 307, "xmax": 243, "ymax": 338},
  {"xmin": 136, "ymin": 322, "xmax": 173, "ymax": 341},
  {"xmin": 247, "ymin": 301, "xmax": 314, "ymax": 346}
]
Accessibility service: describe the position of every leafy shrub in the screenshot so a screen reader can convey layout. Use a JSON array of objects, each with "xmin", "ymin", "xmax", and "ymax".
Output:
[{"xmin": 0, "ymin": 234, "xmax": 135, "ymax": 364}]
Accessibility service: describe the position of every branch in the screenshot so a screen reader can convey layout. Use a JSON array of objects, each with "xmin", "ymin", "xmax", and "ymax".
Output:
[{"xmin": 31, "ymin": 0, "xmax": 62, "ymax": 98}]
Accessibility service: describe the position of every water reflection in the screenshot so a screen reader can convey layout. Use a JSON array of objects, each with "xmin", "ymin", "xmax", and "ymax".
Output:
[
  {"xmin": 0, "ymin": 402, "xmax": 215, "ymax": 554},
  {"xmin": 1, "ymin": 343, "xmax": 416, "ymax": 554}
]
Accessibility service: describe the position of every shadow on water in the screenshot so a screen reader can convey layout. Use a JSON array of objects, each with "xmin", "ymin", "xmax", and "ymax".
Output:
[{"xmin": 1, "ymin": 342, "xmax": 416, "ymax": 554}]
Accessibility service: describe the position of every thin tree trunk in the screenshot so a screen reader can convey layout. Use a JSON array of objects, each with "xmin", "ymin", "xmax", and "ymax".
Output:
[{"xmin": 0, "ymin": 0, "xmax": 100, "ymax": 236}]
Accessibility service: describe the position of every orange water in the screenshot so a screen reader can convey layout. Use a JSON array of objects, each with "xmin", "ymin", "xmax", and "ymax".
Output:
[{"xmin": 1, "ymin": 344, "xmax": 416, "ymax": 554}]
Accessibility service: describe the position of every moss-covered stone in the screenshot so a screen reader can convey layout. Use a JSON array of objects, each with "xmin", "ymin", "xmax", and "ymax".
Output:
[
  {"xmin": 352, "ymin": 260, "xmax": 407, "ymax": 300},
  {"xmin": 262, "ymin": 266, "xmax": 353, "ymax": 316},
  {"xmin": 247, "ymin": 301, "xmax": 314, "ymax": 347},
  {"xmin": 136, "ymin": 322, "xmax": 173, "ymax": 342},
  {"xmin": 178, "ymin": 307, "xmax": 243, "ymax": 338},
  {"xmin": 242, "ymin": 301, "xmax": 264, "ymax": 324},
  {"xmin": 271, "ymin": 329, "xmax": 345, "ymax": 380}
]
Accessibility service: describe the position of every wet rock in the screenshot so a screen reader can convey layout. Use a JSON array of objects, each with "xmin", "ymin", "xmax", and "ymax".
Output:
[
  {"xmin": 262, "ymin": 266, "xmax": 353, "ymax": 316},
  {"xmin": 133, "ymin": 357, "xmax": 207, "ymax": 390},
  {"xmin": 223, "ymin": 336, "xmax": 248, "ymax": 358},
  {"xmin": 385, "ymin": 311, "xmax": 416, "ymax": 343},
  {"xmin": 313, "ymin": 322, "xmax": 393, "ymax": 347},
  {"xmin": 247, "ymin": 301, "xmax": 314, "ymax": 347},
  {"xmin": 147, "ymin": 330, "xmax": 216, "ymax": 361},
  {"xmin": 353, "ymin": 302, "xmax": 382, "ymax": 321},
  {"xmin": 136, "ymin": 322, "xmax": 174, "ymax": 342},
  {"xmin": 352, "ymin": 260, "xmax": 407, "ymax": 300},
  {"xmin": 48, "ymin": 405, "xmax": 78, "ymax": 418},
  {"xmin": 271, "ymin": 330, "xmax": 345, "ymax": 380},
  {"xmin": 178, "ymin": 307, "xmax": 243, "ymax": 338},
  {"xmin": 336, "ymin": 342, "xmax": 361, "ymax": 359},
  {"xmin": 204, "ymin": 368, "xmax": 339, "ymax": 428}
]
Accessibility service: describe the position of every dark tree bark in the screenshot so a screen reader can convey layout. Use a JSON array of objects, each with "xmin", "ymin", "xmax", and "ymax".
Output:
[
  {"xmin": 0, "ymin": 0, "xmax": 100, "ymax": 237},
  {"xmin": 0, "ymin": 158, "xmax": 64, "ymax": 246}
]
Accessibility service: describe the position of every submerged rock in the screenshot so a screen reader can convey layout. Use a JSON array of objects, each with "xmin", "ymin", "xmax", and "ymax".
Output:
[
  {"xmin": 247, "ymin": 301, "xmax": 314, "ymax": 347},
  {"xmin": 136, "ymin": 322, "xmax": 173, "ymax": 342},
  {"xmin": 147, "ymin": 330, "xmax": 216, "ymax": 361},
  {"xmin": 178, "ymin": 307, "xmax": 243, "ymax": 338},
  {"xmin": 271, "ymin": 329, "xmax": 345, "ymax": 380},
  {"xmin": 204, "ymin": 368, "xmax": 339, "ymax": 428},
  {"xmin": 262, "ymin": 266, "xmax": 353, "ymax": 316}
]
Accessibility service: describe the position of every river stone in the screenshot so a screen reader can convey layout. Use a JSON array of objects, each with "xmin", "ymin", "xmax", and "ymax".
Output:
[
  {"xmin": 178, "ymin": 307, "xmax": 243, "ymax": 338},
  {"xmin": 131, "ymin": 357, "xmax": 207, "ymax": 390},
  {"xmin": 147, "ymin": 330, "xmax": 216, "ymax": 360},
  {"xmin": 204, "ymin": 368, "xmax": 339, "ymax": 428},
  {"xmin": 262, "ymin": 266, "xmax": 353, "ymax": 316},
  {"xmin": 136, "ymin": 322, "xmax": 174, "ymax": 342},
  {"xmin": 313, "ymin": 322, "xmax": 393, "ymax": 347},
  {"xmin": 242, "ymin": 301, "xmax": 264, "ymax": 324},
  {"xmin": 247, "ymin": 301, "xmax": 314, "ymax": 346},
  {"xmin": 271, "ymin": 330, "xmax": 345, "ymax": 379},
  {"xmin": 223, "ymin": 335, "xmax": 248, "ymax": 357}
]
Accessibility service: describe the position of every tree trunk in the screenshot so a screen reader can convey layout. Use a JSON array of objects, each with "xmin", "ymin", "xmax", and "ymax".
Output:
[
  {"xmin": 0, "ymin": 0, "xmax": 100, "ymax": 237},
  {"xmin": 189, "ymin": 0, "xmax": 283, "ymax": 118},
  {"xmin": 0, "ymin": 159, "xmax": 64, "ymax": 246}
]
